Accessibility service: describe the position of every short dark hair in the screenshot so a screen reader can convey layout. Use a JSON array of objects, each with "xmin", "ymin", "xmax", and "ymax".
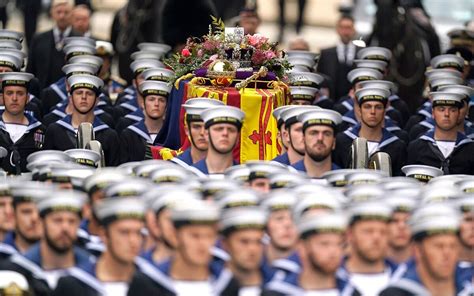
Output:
[{"xmin": 338, "ymin": 14, "xmax": 354, "ymax": 24}]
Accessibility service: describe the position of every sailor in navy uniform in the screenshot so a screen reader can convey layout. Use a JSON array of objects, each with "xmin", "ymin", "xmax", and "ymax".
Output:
[
  {"xmin": 114, "ymin": 67, "xmax": 174, "ymax": 134},
  {"xmin": 289, "ymin": 85, "xmax": 317, "ymax": 106},
  {"xmin": 95, "ymin": 40, "xmax": 127, "ymax": 101},
  {"xmin": 119, "ymin": 80, "xmax": 171, "ymax": 163},
  {"xmin": 338, "ymin": 200, "xmax": 403, "ymax": 296},
  {"xmin": 2, "ymin": 182, "xmax": 50, "ymax": 254},
  {"xmin": 289, "ymin": 71, "xmax": 335, "ymax": 109},
  {"xmin": 407, "ymin": 92, "xmax": 474, "ymax": 175},
  {"xmin": 193, "ymin": 106, "xmax": 245, "ymax": 175},
  {"xmin": 263, "ymin": 212, "xmax": 360, "ymax": 296},
  {"xmin": 43, "ymin": 74, "xmax": 120, "ymax": 166},
  {"xmin": 380, "ymin": 204, "xmax": 473, "ymax": 296},
  {"xmin": 272, "ymin": 105, "xmax": 320, "ymax": 166},
  {"xmin": 53, "ymin": 197, "xmax": 147, "ymax": 296},
  {"xmin": 0, "ymin": 72, "xmax": 45, "ymax": 175},
  {"xmin": 2, "ymin": 190, "xmax": 92, "ymax": 295},
  {"xmin": 127, "ymin": 198, "xmax": 240, "ymax": 296},
  {"xmin": 291, "ymin": 108, "xmax": 342, "ymax": 177},
  {"xmin": 42, "ymin": 100, "xmax": 115, "ymax": 128},
  {"xmin": 333, "ymin": 87, "xmax": 407, "ymax": 175},
  {"xmin": 271, "ymin": 105, "xmax": 292, "ymax": 157},
  {"xmin": 218, "ymin": 207, "xmax": 276, "ymax": 296},
  {"xmin": 113, "ymin": 59, "xmax": 165, "ymax": 121},
  {"xmin": 457, "ymin": 196, "xmax": 474, "ymax": 274},
  {"xmin": 173, "ymin": 97, "xmax": 225, "ymax": 166}
]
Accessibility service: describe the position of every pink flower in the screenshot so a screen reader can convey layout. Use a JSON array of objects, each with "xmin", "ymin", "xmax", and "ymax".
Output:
[
  {"xmin": 181, "ymin": 48, "xmax": 191, "ymax": 57},
  {"xmin": 209, "ymin": 54, "xmax": 218, "ymax": 61},
  {"xmin": 202, "ymin": 39, "xmax": 218, "ymax": 51},
  {"xmin": 251, "ymin": 50, "xmax": 266, "ymax": 65},
  {"xmin": 247, "ymin": 34, "xmax": 269, "ymax": 49},
  {"xmin": 264, "ymin": 50, "xmax": 276, "ymax": 59},
  {"xmin": 197, "ymin": 49, "xmax": 204, "ymax": 57}
]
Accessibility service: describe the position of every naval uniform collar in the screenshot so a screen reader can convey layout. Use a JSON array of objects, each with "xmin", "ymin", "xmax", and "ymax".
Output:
[
  {"xmin": 125, "ymin": 108, "xmax": 144, "ymax": 122},
  {"xmin": 344, "ymin": 124, "xmax": 399, "ymax": 151},
  {"xmin": 57, "ymin": 114, "xmax": 109, "ymax": 134},
  {"xmin": 420, "ymin": 129, "xmax": 472, "ymax": 148},
  {"xmin": 0, "ymin": 112, "xmax": 42, "ymax": 133}
]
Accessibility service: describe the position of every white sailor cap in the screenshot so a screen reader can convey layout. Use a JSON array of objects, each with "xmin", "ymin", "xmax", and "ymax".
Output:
[
  {"xmin": 138, "ymin": 80, "xmax": 172, "ymax": 97},
  {"xmin": 200, "ymin": 105, "xmax": 245, "ymax": 129},
  {"xmin": 430, "ymin": 91, "xmax": 465, "ymax": 108},
  {"xmin": 297, "ymin": 109, "xmax": 342, "ymax": 130},
  {"xmin": 37, "ymin": 189, "xmax": 87, "ymax": 217},
  {"xmin": 298, "ymin": 212, "xmax": 348, "ymax": 238},
  {"xmin": 68, "ymin": 74, "xmax": 104, "ymax": 94},
  {"xmin": 348, "ymin": 200, "xmax": 392, "ymax": 225},
  {"xmin": 0, "ymin": 29, "xmax": 24, "ymax": 43},
  {"xmin": 142, "ymin": 68, "xmax": 175, "ymax": 82},
  {"xmin": 355, "ymin": 87, "xmax": 391, "ymax": 105},
  {"xmin": 62, "ymin": 63, "xmax": 99, "ymax": 77},
  {"xmin": 293, "ymin": 192, "xmax": 342, "ymax": 222},
  {"xmin": 131, "ymin": 50, "xmax": 164, "ymax": 61},
  {"xmin": 2, "ymin": 48, "xmax": 26, "ymax": 62},
  {"xmin": 358, "ymin": 80, "xmax": 396, "ymax": 93},
  {"xmin": 65, "ymin": 149, "xmax": 101, "ymax": 168},
  {"xmin": 224, "ymin": 164, "xmax": 250, "ymax": 183},
  {"xmin": 43, "ymin": 164, "xmax": 95, "ymax": 188},
  {"xmin": 357, "ymin": 46, "xmax": 392, "ymax": 62},
  {"xmin": 83, "ymin": 168, "xmax": 128, "ymax": 195},
  {"xmin": 64, "ymin": 36, "xmax": 96, "ymax": 48},
  {"xmin": 289, "ymin": 72, "xmax": 324, "ymax": 88},
  {"xmin": 458, "ymin": 196, "xmax": 474, "ymax": 213},
  {"xmin": 94, "ymin": 197, "xmax": 146, "ymax": 226},
  {"xmin": 345, "ymin": 169, "xmax": 389, "ymax": 186},
  {"xmin": 118, "ymin": 161, "xmax": 141, "ymax": 176},
  {"xmin": 171, "ymin": 198, "xmax": 220, "ymax": 227},
  {"xmin": 438, "ymin": 85, "xmax": 474, "ymax": 100},
  {"xmin": 95, "ymin": 40, "xmax": 114, "ymax": 56},
  {"xmin": 217, "ymin": 189, "xmax": 261, "ymax": 210},
  {"xmin": 0, "ymin": 182, "xmax": 10, "ymax": 196},
  {"xmin": 402, "ymin": 165, "xmax": 443, "ymax": 183},
  {"xmin": 245, "ymin": 161, "xmax": 287, "ymax": 181},
  {"xmin": 420, "ymin": 185, "xmax": 463, "ymax": 204},
  {"xmin": 456, "ymin": 178, "xmax": 474, "ymax": 193},
  {"xmin": 425, "ymin": 68, "xmax": 462, "ymax": 81},
  {"xmin": 430, "ymin": 54, "xmax": 465, "ymax": 72},
  {"xmin": 260, "ymin": 190, "xmax": 297, "ymax": 213},
  {"xmin": 347, "ymin": 68, "xmax": 383, "ymax": 85},
  {"xmin": 378, "ymin": 176, "xmax": 421, "ymax": 191},
  {"xmin": 290, "ymin": 86, "xmax": 318, "ymax": 102},
  {"xmin": 0, "ymin": 270, "xmax": 29, "ymax": 295},
  {"xmin": 410, "ymin": 203, "xmax": 460, "ymax": 240},
  {"xmin": 183, "ymin": 97, "xmax": 225, "ymax": 122},
  {"xmin": 386, "ymin": 194, "xmax": 418, "ymax": 213},
  {"xmin": 354, "ymin": 59, "xmax": 388, "ymax": 72},
  {"xmin": 69, "ymin": 55, "xmax": 104, "ymax": 68},
  {"xmin": 130, "ymin": 59, "xmax": 165, "ymax": 75},
  {"xmin": 133, "ymin": 160, "xmax": 175, "ymax": 178},
  {"xmin": 149, "ymin": 166, "xmax": 191, "ymax": 184},
  {"xmin": 321, "ymin": 169, "xmax": 354, "ymax": 187},
  {"xmin": 427, "ymin": 174, "xmax": 466, "ymax": 187},
  {"xmin": 280, "ymin": 105, "xmax": 320, "ymax": 126},
  {"xmin": 26, "ymin": 150, "xmax": 72, "ymax": 169},
  {"xmin": 0, "ymin": 40, "xmax": 22, "ymax": 50},
  {"xmin": 104, "ymin": 178, "xmax": 152, "ymax": 198},
  {"xmin": 287, "ymin": 56, "xmax": 315, "ymax": 71},
  {"xmin": 137, "ymin": 42, "xmax": 172, "ymax": 55},
  {"xmin": 286, "ymin": 50, "xmax": 319, "ymax": 61},
  {"xmin": 430, "ymin": 77, "xmax": 464, "ymax": 90},
  {"xmin": 269, "ymin": 171, "xmax": 307, "ymax": 189},
  {"xmin": 63, "ymin": 44, "xmax": 97, "ymax": 60},
  {"xmin": 9, "ymin": 181, "xmax": 57, "ymax": 204},
  {"xmin": 150, "ymin": 189, "xmax": 200, "ymax": 214},
  {"xmin": 220, "ymin": 207, "xmax": 267, "ymax": 235},
  {"xmin": 201, "ymin": 178, "xmax": 241, "ymax": 198},
  {"xmin": 345, "ymin": 183, "xmax": 386, "ymax": 202},
  {"xmin": 0, "ymin": 54, "xmax": 22, "ymax": 71},
  {"xmin": 272, "ymin": 105, "xmax": 293, "ymax": 128},
  {"xmin": 0, "ymin": 72, "xmax": 34, "ymax": 88}
]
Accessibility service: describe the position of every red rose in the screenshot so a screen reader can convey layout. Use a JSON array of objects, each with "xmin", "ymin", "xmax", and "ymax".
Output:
[{"xmin": 181, "ymin": 48, "xmax": 191, "ymax": 57}]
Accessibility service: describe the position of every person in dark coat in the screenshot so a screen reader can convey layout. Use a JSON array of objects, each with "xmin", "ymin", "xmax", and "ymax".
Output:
[
  {"xmin": 161, "ymin": 0, "xmax": 216, "ymax": 52},
  {"xmin": 333, "ymin": 87, "xmax": 407, "ymax": 175},
  {"xmin": 127, "ymin": 198, "xmax": 240, "ymax": 296},
  {"xmin": 406, "ymin": 92, "xmax": 474, "ymax": 175},
  {"xmin": 27, "ymin": 0, "xmax": 77, "ymax": 89},
  {"xmin": 119, "ymin": 81, "xmax": 170, "ymax": 163},
  {"xmin": 0, "ymin": 72, "xmax": 45, "ymax": 175},
  {"xmin": 318, "ymin": 15, "xmax": 358, "ymax": 102},
  {"xmin": 43, "ymin": 74, "xmax": 120, "ymax": 166}
]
